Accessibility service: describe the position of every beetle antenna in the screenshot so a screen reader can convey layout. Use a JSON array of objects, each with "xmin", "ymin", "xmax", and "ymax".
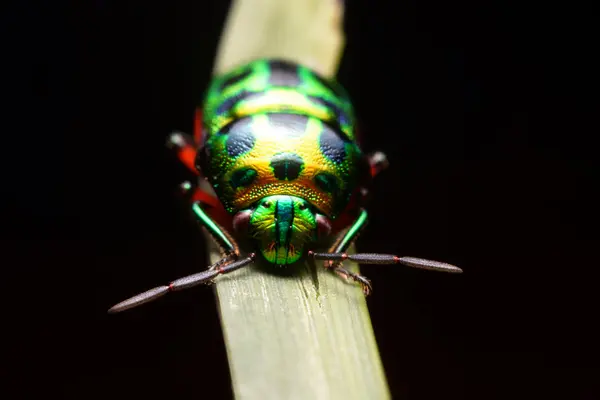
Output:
[
  {"xmin": 108, "ymin": 254, "xmax": 256, "ymax": 313},
  {"xmin": 309, "ymin": 252, "xmax": 462, "ymax": 273}
]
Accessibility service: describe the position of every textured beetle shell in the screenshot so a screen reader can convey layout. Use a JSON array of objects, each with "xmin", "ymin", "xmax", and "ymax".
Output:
[{"xmin": 197, "ymin": 59, "xmax": 367, "ymax": 218}]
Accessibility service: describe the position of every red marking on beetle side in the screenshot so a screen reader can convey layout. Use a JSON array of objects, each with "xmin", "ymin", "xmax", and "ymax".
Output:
[
  {"xmin": 370, "ymin": 165, "xmax": 378, "ymax": 178},
  {"xmin": 179, "ymin": 147, "xmax": 198, "ymax": 174},
  {"xmin": 194, "ymin": 108, "xmax": 203, "ymax": 144}
]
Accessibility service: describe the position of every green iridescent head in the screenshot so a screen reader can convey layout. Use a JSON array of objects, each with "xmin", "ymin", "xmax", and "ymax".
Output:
[
  {"xmin": 232, "ymin": 195, "xmax": 333, "ymax": 266},
  {"xmin": 251, "ymin": 195, "xmax": 317, "ymax": 265}
]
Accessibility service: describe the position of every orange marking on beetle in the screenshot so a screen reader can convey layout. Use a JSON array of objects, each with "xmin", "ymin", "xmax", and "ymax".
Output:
[{"xmin": 178, "ymin": 147, "xmax": 198, "ymax": 174}]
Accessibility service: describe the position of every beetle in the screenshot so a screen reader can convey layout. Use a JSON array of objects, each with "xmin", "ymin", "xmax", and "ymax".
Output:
[{"xmin": 108, "ymin": 59, "xmax": 462, "ymax": 313}]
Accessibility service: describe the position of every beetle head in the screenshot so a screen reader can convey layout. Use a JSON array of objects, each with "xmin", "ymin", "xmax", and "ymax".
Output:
[{"xmin": 232, "ymin": 195, "xmax": 331, "ymax": 266}]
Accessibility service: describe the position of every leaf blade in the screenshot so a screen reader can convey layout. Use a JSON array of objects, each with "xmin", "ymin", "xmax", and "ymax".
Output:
[{"xmin": 205, "ymin": 0, "xmax": 391, "ymax": 398}]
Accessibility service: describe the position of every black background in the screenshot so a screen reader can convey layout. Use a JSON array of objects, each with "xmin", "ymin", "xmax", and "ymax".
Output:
[{"xmin": 3, "ymin": 0, "xmax": 599, "ymax": 399}]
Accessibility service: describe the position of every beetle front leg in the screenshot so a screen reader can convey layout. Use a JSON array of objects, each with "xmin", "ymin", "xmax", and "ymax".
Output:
[
  {"xmin": 191, "ymin": 202, "xmax": 241, "ymax": 262},
  {"xmin": 311, "ymin": 209, "xmax": 373, "ymax": 294},
  {"xmin": 108, "ymin": 253, "xmax": 256, "ymax": 313},
  {"xmin": 310, "ymin": 209, "xmax": 463, "ymax": 295},
  {"xmin": 108, "ymin": 202, "xmax": 248, "ymax": 313}
]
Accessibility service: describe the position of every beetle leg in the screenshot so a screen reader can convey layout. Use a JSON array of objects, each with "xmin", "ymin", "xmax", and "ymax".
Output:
[
  {"xmin": 191, "ymin": 201, "xmax": 240, "ymax": 258},
  {"xmin": 178, "ymin": 180, "xmax": 221, "ymax": 209},
  {"xmin": 310, "ymin": 209, "xmax": 462, "ymax": 295},
  {"xmin": 108, "ymin": 253, "xmax": 256, "ymax": 313},
  {"xmin": 167, "ymin": 131, "xmax": 200, "ymax": 175},
  {"xmin": 329, "ymin": 209, "xmax": 369, "ymax": 255},
  {"xmin": 367, "ymin": 151, "xmax": 389, "ymax": 178},
  {"xmin": 313, "ymin": 209, "xmax": 372, "ymax": 294},
  {"xmin": 328, "ymin": 264, "xmax": 373, "ymax": 296},
  {"xmin": 168, "ymin": 127, "xmax": 220, "ymax": 207},
  {"xmin": 166, "ymin": 109, "xmax": 206, "ymax": 173},
  {"xmin": 108, "ymin": 202, "xmax": 249, "ymax": 313},
  {"xmin": 312, "ymin": 251, "xmax": 462, "ymax": 272}
]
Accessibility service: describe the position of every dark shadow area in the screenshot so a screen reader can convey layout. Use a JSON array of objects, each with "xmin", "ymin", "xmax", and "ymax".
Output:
[{"xmin": 3, "ymin": 0, "xmax": 599, "ymax": 399}]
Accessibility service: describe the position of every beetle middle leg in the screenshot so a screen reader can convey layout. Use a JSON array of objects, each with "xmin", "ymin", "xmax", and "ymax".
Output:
[
  {"xmin": 107, "ymin": 253, "xmax": 255, "ymax": 313},
  {"xmin": 367, "ymin": 151, "xmax": 389, "ymax": 178},
  {"xmin": 167, "ymin": 108, "xmax": 206, "ymax": 172},
  {"xmin": 167, "ymin": 128, "xmax": 220, "ymax": 208},
  {"xmin": 167, "ymin": 131, "xmax": 199, "ymax": 174}
]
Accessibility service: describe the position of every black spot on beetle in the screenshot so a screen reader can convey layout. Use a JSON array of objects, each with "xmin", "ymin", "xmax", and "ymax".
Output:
[
  {"xmin": 268, "ymin": 60, "xmax": 301, "ymax": 86},
  {"xmin": 224, "ymin": 117, "xmax": 256, "ymax": 157},
  {"xmin": 219, "ymin": 67, "xmax": 253, "ymax": 91},
  {"xmin": 314, "ymin": 172, "xmax": 338, "ymax": 194},
  {"xmin": 319, "ymin": 126, "xmax": 347, "ymax": 164},
  {"xmin": 270, "ymin": 153, "xmax": 305, "ymax": 181},
  {"xmin": 216, "ymin": 90, "xmax": 255, "ymax": 116},
  {"xmin": 230, "ymin": 168, "xmax": 258, "ymax": 189},
  {"xmin": 307, "ymin": 95, "xmax": 351, "ymax": 139}
]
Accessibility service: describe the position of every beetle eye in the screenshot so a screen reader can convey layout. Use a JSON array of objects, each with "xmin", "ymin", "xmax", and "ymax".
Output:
[
  {"xmin": 262, "ymin": 201, "xmax": 271, "ymax": 208},
  {"xmin": 298, "ymin": 203, "xmax": 307, "ymax": 210}
]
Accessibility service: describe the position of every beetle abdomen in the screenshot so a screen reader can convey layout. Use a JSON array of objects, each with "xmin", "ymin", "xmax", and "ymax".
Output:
[
  {"xmin": 198, "ymin": 59, "xmax": 365, "ymax": 218},
  {"xmin": 204, "ymin": 59, "xmax": 356, "ymax": 141}
]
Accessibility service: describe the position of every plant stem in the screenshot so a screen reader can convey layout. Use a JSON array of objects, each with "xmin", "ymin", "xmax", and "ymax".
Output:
[{"xmin": 202, "ymin": 1, "xmax": 391, "ymax": 398}]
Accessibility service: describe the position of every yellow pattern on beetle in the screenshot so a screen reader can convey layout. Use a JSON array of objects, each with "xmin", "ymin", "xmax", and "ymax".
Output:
[
  {"xmin": 198, "ymin": 59, "xmax": 364, "ymax": 219},
  {"xmin": 208, "ymin": 114, "xmax": 360, "ymax": 217},
  {"xmin": 203, "ymin": 60, "xmax": 356, "ymax": 141}
]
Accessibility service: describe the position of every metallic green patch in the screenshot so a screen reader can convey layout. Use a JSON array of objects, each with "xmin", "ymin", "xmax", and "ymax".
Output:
[
  {"xmin": 230, "ymin": 167, "xmax": 258, "ymax": 190},
  {"xmin": 249, "ymin": 196, "xmax": 317, "ymax": 265},
  {"xmin": 203, "ymin": 59, "xmax": 357, "ymax": 141},
  {"xmin": 199, "ymin": 59, "xmax": 366, "ymax": 217},
  {"xmin": 314, "ymin": 172, "xmax": 338, "ymax": 193}
]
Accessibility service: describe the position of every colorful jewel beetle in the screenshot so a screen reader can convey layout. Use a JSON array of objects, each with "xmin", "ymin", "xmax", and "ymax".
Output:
[{"xmin": 108, "ymin": 59, "xmax": 462, "ymax": 313}]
